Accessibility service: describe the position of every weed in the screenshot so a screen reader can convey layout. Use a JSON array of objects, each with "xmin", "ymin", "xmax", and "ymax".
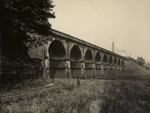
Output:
[{"xmin": 1, "ymin": 79, "xmax": 150, "ymax": 113}]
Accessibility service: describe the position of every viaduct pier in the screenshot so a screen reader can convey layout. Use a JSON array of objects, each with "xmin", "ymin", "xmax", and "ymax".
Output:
[{"xmin": 30, "ymin": 29, "xmax": 126, "ymax": 79}]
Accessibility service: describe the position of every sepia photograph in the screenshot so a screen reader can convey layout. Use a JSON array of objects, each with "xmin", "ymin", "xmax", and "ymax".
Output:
[{"xmin": 1, "ymin": 0, "xmax": 150, "ymax": 112}]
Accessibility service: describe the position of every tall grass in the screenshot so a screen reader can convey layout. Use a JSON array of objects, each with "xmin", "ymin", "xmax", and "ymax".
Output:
[
  {"xmin": 0, "ymin": 77, "xmax": 52, "ymax": 95},
  {"xmin": 1, "ymin": 79, "xmax": 150, "ymax": 113}
]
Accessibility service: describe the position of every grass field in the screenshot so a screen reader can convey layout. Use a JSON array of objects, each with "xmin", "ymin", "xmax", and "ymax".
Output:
[
  {"xmin": 1, "ymin": 78, "xmax": 150, "ymax": 113},
  {"xmin": 1, "ymin": 61, "xmax": 150, "ymax": 113}
]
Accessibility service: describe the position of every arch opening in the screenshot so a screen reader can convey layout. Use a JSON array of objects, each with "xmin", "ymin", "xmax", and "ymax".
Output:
[
  {"xmin": 103, "ymin": 54, "xmax": 108, "ymax": 63},
  {"xmin": 122, "ymin": 60, "xmax": 124, "ymax": 65},
  {"xmin": 109, "ymin": 56, "xmax": 113, "ymax": 64},
  {"xmin": 70, "ymin": 45, "xmax": 81, "ymax": 62},
  {"xmin": 118, "ymin": 59, "xmax": 120, "ymax": 65},
  {"xmin": 95, "ymin": 52, "xmax": 101, "ymax": 62},
  {"xmin": 49, "ymin": 40, "xmax": 65, "ymax": 59},
  {"xmin": 114, "ymin": 57, "xmax": 117, "ymax": 64},
  {"xmin": 85, "ymin": 49, "xmax": 93, "ymax": 62}
]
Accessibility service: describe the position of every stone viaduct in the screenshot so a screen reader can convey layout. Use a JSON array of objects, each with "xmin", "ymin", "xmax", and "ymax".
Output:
[{"xmin": 34, "ymin": 29, "xmax": 126, "ymax": 79}]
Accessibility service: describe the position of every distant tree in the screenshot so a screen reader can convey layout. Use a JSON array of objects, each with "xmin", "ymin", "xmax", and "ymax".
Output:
[
  {"xmin": 136, "ymin": 57, "xmax": 145, "ymax": 67},
  {"xmin": 0, "ymin": 0, "xmax": 55, "ymax": 78},
  {"xmin": 144, "ymin": 62, "xmax": 150, "ymax": 70}
]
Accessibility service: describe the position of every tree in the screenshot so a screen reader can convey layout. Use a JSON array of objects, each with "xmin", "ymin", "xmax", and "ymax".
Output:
[
  {"xmin": 0, "ymin": 0, "xmax": 55, "ymax": 78},
  {"xmin": 136, "ymin": 57, "xmax": 145, "ymax": 67},
  {"xmin": 1, "ymin": 0, "xmax": 55, "ymax": 55}
]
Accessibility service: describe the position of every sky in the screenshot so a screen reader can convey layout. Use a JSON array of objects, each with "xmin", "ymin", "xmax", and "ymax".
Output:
[{"xmin": 49, "ymin": 0, "xmax": 150, "ymax": 63}]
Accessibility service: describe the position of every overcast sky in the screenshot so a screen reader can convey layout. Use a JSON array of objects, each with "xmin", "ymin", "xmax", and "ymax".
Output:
[{"xmin": 49, "ymin": 0, "xmax": 150, "ymax": 63}]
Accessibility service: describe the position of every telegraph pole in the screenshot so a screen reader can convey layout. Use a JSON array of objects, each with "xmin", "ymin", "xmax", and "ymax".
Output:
[{"xmin": 112, "ymin": 42, "xmax": 114, "ymax": 52}]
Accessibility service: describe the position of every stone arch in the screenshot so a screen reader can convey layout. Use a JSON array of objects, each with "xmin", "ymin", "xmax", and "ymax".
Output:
[
  {"xmin": 114, "ymin": 57, "xmax": 117, "ymax": 65},
  {"xmin": 109, "ymin": 56, "xmax": 113, "ymax": 64},
  {"xmin": 95, "ymin": 52, "xmax": 101, "ymax": 62},
  {"xmin": 85, "ymin": 49, "xmax": 93, "ymax": 62},
  {"xmin": 103, "ymin": 54, "xmax": 108, "ymax": 63},
  {"xmin": 70, "ymin": 45, "xmax": 81, "ymax": 62},
  {"xmin": 48, "ymin": 40, "xmax": 66, "ymax": 59},
  {"xmin": 118, "ymin": 59, "xmax": 120, "ymax": 65}
]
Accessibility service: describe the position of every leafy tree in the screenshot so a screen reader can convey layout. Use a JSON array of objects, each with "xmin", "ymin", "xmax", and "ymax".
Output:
[
  {"xmin": 136, "ymin": 57, "xmax": 145, "ymax": 67},
  {"xmin": 0, "ymin": 0, "xmax": 55, "ymax": 78},
  {"xmin": 0, "ymin": 0, "xmax": 55, "ymax": 55}
]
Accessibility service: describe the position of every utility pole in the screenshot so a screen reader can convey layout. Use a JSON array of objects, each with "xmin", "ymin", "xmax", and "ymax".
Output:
[
  {"xmin": 130, "ymin": 53, "xmax": 131, "ymax": 57},
  {"xmin": 112, "ymin": 42, "xmax": 114, "ymax": 52}
]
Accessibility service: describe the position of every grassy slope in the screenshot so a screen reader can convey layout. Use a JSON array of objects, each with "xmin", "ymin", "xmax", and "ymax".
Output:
[
  {"xmin": 1, "ymin": 60, "xmax": 150, "ymax": 113},
  {"xmin": 124, "ymin": 60, "xmax": 150, "ymax": 75},
  {"xmin": 1, "ymin": 79, "xmax": 150, "ymax": 113},
  {"xmin": 118, "ymin": 60, "xmax": 150, "ymax": 80}
]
